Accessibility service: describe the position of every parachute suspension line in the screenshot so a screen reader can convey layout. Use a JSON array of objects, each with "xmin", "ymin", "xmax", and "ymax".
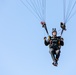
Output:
[
  {"xmin": 41, "ymin": 0, "xmax": 44, "ymax": 21},
  {"xmin": 39, "ymin": 0, "xmax": 44, "ymax": 21},
  {"xmin": 67, "ymin": 9, "xmax": 76, "ymax": 23},
  {"xmin": 65, "ymin": 0, "xmax": 73, "ymax": 24},
  {"xmin": 41, "ymin": 0, "xmax": 46, "ymax": 22},
  {"xmin": 34, "ymin": 0, "xmax": 46, "ymax": 21},
  {"xmin": 21, "ymin": 0, "xmax": 47, "ymax": 34},
  {"xmin": 41, "ymin": 0, "xmax": 48, "ymax": 36},
  {"xmin": 29, "ymin": 0, "xmax": 46, "ymax": 21},
  {"xmin": 41, "ymin": 0, "xmax": 49, "ymax": 36},
  {"xmin": 36, "ymin": 0, "xmax": 42, "ymax": 20},
  {"xmin": 65, "ymin": 1, "xmax": 76, "ymax": 24},
  {"xmin": 58, "ymin": 29, "xmax": 62, "ymax": 36},
  {"xmin": 28, "ymin": 0, "xmax": 42, "ymax": 21},
  {"xmin": 20, "ymin": 0, "xmax": 40, "ymax": 21},
  {"xmin": 22, "ymin": 0, "xmax": 47, "ymax": 22},
  {"xmin": 36, "ymin": 0, "xmax": 43, "ymax": 21},
  {"xmin": 60, "ymin": 0, "xmax": 66, "ymax": 36},
  {"xmin": 33, "ymin": 0, "xmax": 44, "ymax": 21},
  {"xmin": 63, "ymin": 0, "xmax": 66, "ymax": 23},
  {"xmin": 36, "ymin": 0, "xmax": 46, "ymax": 22}
]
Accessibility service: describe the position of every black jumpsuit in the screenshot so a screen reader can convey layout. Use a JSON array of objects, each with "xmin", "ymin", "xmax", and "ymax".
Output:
[{"xmin": 44, "ymin": 36, "xmax": 64, "ymax": 63}]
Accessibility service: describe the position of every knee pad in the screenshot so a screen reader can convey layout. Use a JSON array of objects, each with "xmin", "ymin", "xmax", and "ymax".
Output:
[
  {"xmin": 56, "ymin": 50, "xmax": 60, "ymax": 55},
  {"xmin": 49, "ymin": 49, "xmax": 54, "ymax": 54}
]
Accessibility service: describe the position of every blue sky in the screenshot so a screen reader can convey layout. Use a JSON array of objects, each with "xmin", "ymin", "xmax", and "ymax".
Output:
[{"xmin": 0, "ymin": 0, "xmax": 76, "ymax": 75}]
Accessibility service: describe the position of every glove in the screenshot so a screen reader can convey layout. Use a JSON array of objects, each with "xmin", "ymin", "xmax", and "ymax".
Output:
[
  {"xmin": 49, "ymin": 40, "xmax": 52, "ymax": 44},
  {"xmin": 60, "ymin": 22, "xmax": 64, "ymax": 25},
  {"xmin": 61, "ymin": 38, "xmax": 64, "ymax": 41},
  {"xmin": 44, "ymin": 37, "xmax": 46, "ymax": 40},
  {"xmin": 48, "ymin": 36, "xmax": 51, "ymax": 40}
]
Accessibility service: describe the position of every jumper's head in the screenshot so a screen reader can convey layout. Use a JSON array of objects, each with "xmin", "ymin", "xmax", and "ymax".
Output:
[{"xmin": 52, "ymin": 28, "xmax": 57, "ymax": 36}]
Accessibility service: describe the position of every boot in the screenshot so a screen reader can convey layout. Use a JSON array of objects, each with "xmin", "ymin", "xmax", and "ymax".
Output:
[{"xmin": 52, "ymin": 61, "xmax": 58, "ymax": 66}]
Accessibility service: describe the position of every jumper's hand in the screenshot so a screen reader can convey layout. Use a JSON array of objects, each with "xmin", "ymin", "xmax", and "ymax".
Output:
[
  {"xmin": 61, "ymin": 38, "xmax": 64, "ymax": 41},
  {"xmin": 49, "ymin": 40, "xmax": 52, "ymax": 44},
  {"xmin": 44, "ymin": 37, "xmax": 46, "ymax": 40}
]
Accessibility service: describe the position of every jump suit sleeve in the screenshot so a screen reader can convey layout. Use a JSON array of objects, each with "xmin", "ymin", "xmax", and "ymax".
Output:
[{"xmin": 44, "ymin": 40, "xmax": 49, "ymax": 46}]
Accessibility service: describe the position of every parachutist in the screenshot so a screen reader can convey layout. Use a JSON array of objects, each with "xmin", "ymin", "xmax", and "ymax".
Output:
[
  {"xmin": 21, "ymin": 0, "xmax": 76, "ymax": 67},
  {"xmin": 44, "ymin": 28, "xmax": 64, "ymax": 66}
]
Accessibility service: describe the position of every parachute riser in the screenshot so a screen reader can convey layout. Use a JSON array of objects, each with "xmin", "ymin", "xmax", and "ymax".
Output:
[
  {"xmin": 41, "ymin": 22, "xmax": 49, "ymax": 36},
  {"xmin": 60, "ymin": 22, "xmax": 66, "ymax": 36}
]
